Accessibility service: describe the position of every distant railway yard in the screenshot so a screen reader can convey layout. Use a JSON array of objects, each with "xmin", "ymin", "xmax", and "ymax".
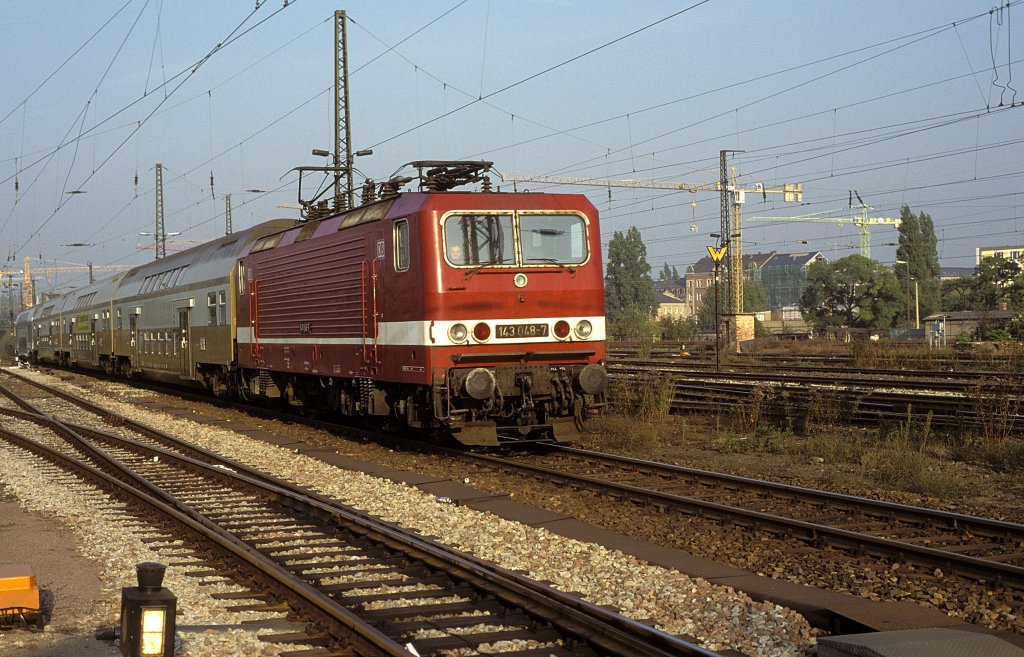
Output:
[{"xmin": 2, "ymin": 351, "xmax": 1024, "ymax": 657}]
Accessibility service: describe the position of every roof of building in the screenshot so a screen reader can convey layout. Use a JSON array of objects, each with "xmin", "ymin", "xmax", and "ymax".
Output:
[
  {"xmin": 760, "ymin": 251, "xmax": 827, "ymax": 268},
  {"xmin": 939, "ymin": 266, "xmax": 974, "ymax": 279},
  {"xmin": 657, "ymin": 291, "xmax": 685, "ymax": 304},
  {"xmin": 689, "ymin": 251, "xmax": 776, "ymax": 274},
  {"xmin": 922, "ymin": 309, "xmax": 1016, "ymax": 321},
  {"xmin": 653, "ymin": 279, "xmax": 684, "ymax": 292},
  {"xmin": 977, "ymin": 245, "xmax": 1024, "ymax": 252}
]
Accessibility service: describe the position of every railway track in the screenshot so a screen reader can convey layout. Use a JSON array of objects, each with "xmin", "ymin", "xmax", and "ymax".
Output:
[
  {"xmin": 612, "ymin": 360, "xmax": 1012, "ymax": 387},
  {"xmin": 453, "ymin": 443, "xmax": 1024, "ymax": 591},
  {"xmin": 608, "ymin": 363, "xmax": 1024, "ymax": 433},
  {"xmin": 0, "ymin": 370, "xmax": 716, "ymax": 657}
]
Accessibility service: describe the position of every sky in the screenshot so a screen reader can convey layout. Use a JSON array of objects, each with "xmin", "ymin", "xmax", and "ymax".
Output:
[{"xmin": 1, "ymin": 0, "xmax": 1022, "ymax": 296}]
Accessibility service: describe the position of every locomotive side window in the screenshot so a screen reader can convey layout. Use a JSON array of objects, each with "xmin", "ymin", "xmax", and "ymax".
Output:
[
  {"xmin": 521, "ymin": 213, "xmax": 587, "ymax": 265},
  {"xmin": 444, "ymin": 214, "xmax": 514, "ymax": 266},
  {"xmin": 394, "ymin": 219, "xmax": 410, "ymax": 272}
]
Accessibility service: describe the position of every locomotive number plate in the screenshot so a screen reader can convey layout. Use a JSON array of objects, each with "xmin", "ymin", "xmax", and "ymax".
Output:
[{"xmin": 496, "ymin": 323, "xmax": 548, "ymax": 338}]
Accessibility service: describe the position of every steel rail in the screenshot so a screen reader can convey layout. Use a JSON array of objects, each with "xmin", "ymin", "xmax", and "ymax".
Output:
[{"xmin": 448, "ymin": 448, "xmax": 1024, "ymax": 590}]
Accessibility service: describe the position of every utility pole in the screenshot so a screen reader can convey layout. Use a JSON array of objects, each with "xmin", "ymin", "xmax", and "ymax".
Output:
[
  {"xmin": 154, "ymin": 163, "xmax": 166, "ymax": 260},
  {"xmin": 718, "ymin": 150, "xmax": 742, "ymax": 316},
  {"xmin": 334, "ymin": 10, "xmax": 353, "ymax": 211}
]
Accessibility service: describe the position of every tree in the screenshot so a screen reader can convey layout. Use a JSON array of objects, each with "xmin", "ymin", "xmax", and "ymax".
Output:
[
  {"xmin": 895, "ymin": 205, "xmax": 941, "ymax": 322},
  {"xmin": 800, "ymin": 255, "xmax": 903, "ymax": 330},
  {"xmin": 604, "ymin": 227, "xmax": 659, "ymax": 339},
  {"xmin": 694, "ymin": 276, "xmax": 724, "ymax": 333},
  {"xmin": 969, "ymin": 256, "xmax": 1024, "ymax": 310},
  {"xmin": 940, "ymin": 277, "xmax": 973, "ymax": 312},
  {"xmin": 744, "ymin": 280, "xmax": 769, "ymax": 313},
  {"xmin": 658, "ymin": 315, "xmax": 696, "ymax": 341}
]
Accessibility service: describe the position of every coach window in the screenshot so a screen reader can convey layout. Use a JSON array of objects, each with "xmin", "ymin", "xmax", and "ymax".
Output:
[
  {"xmin": 208, "ymin": 293, "xmax": 218, "ymax": 325},
  {"xmin": 218, "ymin": 291, "xmax": 227, "ymax": 324}
]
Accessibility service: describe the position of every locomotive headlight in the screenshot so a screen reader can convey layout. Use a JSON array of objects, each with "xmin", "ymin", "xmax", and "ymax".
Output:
[
  {"xmin": 574, "ymin": 319, "xmax": 593, "ymax": 339},
  {"xmin": 448, "ymin": 323, "xmax": 468, "ymax": 343},
  {"xmin": 554, "ymin": 320, "xmax": 571, "ymax": 339}
]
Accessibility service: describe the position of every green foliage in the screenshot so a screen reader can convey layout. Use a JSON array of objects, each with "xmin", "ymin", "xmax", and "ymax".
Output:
[
  {"xmin": 895, "ymin": 205, "xmax": 942, "ymax": 320},
  {"xmin": 971, "ymin": 256, "xmax": 1024, "ymax": 310},
  {"xmin": 658, "ymin": 262, "xmax": 679, "ymax": 281},
  {"xmin": 862, "ymin": 412, "xmax": 963, "ymax": 497},
  {"xmin": 609, "ymin": 305, "xmax": 659, "ymax": 341},
  {"xmin": 658, "ymin": 315, "xmax": 697, "ymax": 341},
  {"xmin": 607, "ymin": 374, "xmax": 673, "ymax": 422},
  {"xmin": 744, "ymin": 280, "xmax": 769, "ymax": 312},
  {"xmin": 693, "ymin": 276, "xmax": 723, "ymax": 332},
  {"xmin": 799, "ymin": 255, "xmax": 903, "ymax": 330},
  {"xmin": 940, "ymin": 277, "xmax": 973, "ymax": 312},
  {"xmin": 604, "ymin": 227, "xmax": 659, "ymax": 338}
]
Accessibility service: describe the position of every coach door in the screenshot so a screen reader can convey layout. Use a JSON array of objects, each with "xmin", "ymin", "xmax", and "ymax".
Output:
[
  {"xmin": 178, "ymin": 308, "xmax": 191, "ymax": 378},
  {"xmin": 129, "ymin": 314, "xmax": 139, "ymax": 369}
]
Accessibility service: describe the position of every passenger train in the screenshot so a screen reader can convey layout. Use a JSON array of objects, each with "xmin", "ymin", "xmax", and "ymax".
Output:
[{"xmin": 15, "ymin": 161, "xmax": 608, "ymax": 446}]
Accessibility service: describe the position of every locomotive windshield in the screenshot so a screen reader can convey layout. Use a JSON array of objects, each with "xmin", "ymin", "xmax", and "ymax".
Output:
[
  {"xmin": 443, "ymin": 212, "xmax": 587, "ymax": 267},
  {"xmin": 444, "ymin": 214, "xmax": 515, "ymax": 266},
  {"xmin": 520, "ymin": 214, "xmax": 587, "ymax": 265}
]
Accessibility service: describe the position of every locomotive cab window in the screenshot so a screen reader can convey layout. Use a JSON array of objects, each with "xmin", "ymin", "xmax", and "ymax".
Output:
[
  {"xmin": 443, "ymin": 214, "xmax": 514, "ymax": 266},
  {"xmin": 520, "ymin": 213, "xmax": 588, "ymax": 265}
]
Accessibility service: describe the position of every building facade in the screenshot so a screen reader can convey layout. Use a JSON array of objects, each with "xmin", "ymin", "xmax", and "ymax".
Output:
[
  {"xmin": 759, "ymin": 251, "xmax": 827, "ymax": 310},
  {"xmin": 976, "ymin": 245, "xmax": 1024, "ymax": 265}
]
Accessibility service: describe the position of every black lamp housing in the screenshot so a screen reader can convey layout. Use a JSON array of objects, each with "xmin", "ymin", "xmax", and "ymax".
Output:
[{"xmin": 120, "ymin": 562, "xmax": 176, "ymax": 657}]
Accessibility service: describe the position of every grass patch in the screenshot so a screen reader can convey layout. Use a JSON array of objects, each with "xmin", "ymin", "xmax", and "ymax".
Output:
[{"xmin": 607, "ymin": 374, "xmax": 673, "ymax": 422}]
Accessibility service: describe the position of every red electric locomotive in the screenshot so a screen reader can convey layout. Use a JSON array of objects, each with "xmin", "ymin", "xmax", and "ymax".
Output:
[{"xmin": 236, "ymin": 161, "xmax": 608, "ymax": 445}]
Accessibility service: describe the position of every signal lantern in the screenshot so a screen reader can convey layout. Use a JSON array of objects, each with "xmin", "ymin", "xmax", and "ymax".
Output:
[
  {"xmin": 554, "ymin": 320, "xmax": 571, "ymax": 339},
  {"xmin": 473, "ymin": 322, "xmax": 491, "ymax": 342}
]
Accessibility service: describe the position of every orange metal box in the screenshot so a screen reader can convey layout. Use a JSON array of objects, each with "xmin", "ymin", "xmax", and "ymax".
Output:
[{"xmin": 0, "ymin": 564, "xmax": 40, "ymax": 611}]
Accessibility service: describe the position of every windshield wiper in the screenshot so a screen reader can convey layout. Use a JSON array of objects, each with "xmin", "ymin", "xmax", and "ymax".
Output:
[
  {"xmin": 463, "ymin": 260, "xmax": 499, "ymax": 278},
  {"xmin": 526, "ymin": 258, "xmax": 576, "ymax": 275}
]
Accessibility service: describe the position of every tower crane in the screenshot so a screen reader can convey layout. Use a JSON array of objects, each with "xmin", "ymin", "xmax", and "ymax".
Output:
[
  {"xmin": 751, "ymin": 197, "xmax": 900, "ymax": 260},
  {"xmin": 19, "ymin": 257, "xmax": 134, "ymax": 307},
  {"xmin": 500, "ymin": 171, "xmax": 803, "ymax": 316}
]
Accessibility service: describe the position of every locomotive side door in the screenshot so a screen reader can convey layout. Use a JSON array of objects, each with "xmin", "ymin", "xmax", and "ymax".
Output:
[{"xmin": 178, "ymin": 308, "xmax": 191, "ymax": 378}]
